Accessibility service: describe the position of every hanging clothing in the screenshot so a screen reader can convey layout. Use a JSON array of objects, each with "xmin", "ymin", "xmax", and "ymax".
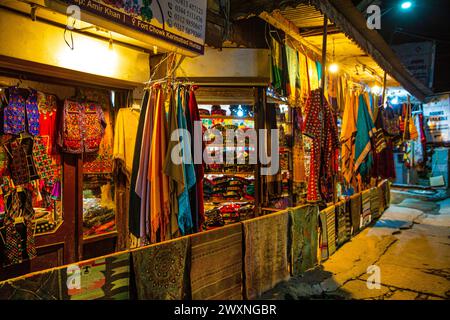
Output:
[
  {"xmin": 3, "ymin": 87, "xmax": 40, "ymax": 136},
  {"xmin": 340, "ymin": 93, "xmax": 358, "ymax": 184},
  {"xmin": 5, "ymin": 136, "xmax": 39, "ymax": 186},
  {"xmin": 286, "ymin": 45, "xmax": 301, "ymax": 107},
  {"xmin": 129, "ymin": 91, "xmax": 150, "ymax": 237},
  {"xmin": 307, "ymin": 59, "xmax": 320, "ymax": 90},
  {"xmin": 354, "ymin": 94, "xmax": 376, "ymax": 178},
  {"xmin": 373, "ymin": 106, "xmax": 396, "ymax": 180},
  {"xmin": 113, "ymin": 107, "xmax": 140, "ymax": 180},
  {"xmin": 270, "ymin": 37, "xmax": 288, "ymax": 96},
  {"xmin": 176, "ymin": 87, "xmax": 196, "ymax": 236},
  {"xmin": 187, "ymin": 87, "xmax": 205, "ymax": 232},
  {"xmin": 37, "ymin": 92, "xmax": 58, "ymax": 155},
  {"xmin": 303, "ymin": 89, "xmax": 322, "ymax": 202},
  {"xmin": 298, "ymin": 52, "xmax": 310, "ymax": 107},
  {"xmin": 163, "ymin": 87, "xmax": 184, "ymax": 239},
  {"xmin": 320, "ymin": 96, "xmax": 340, "ymax": 203},
  {"xmin": 58, "ymin": 100, "xmax": 106, "ymax": 154},
  {"xmin": 2, "ymin": 189, "xmax": 36, "ymax": 267},
  {"xmin": 148, "ymin": 87, "xmax": 170, "ymax": 243},
  {"xmin": 292, "ymin": 108, "xmax": 306, "ymax": 183},
  {"xmin": 135, "ymin": 89, "xmax": 155, "ymax": 241}
]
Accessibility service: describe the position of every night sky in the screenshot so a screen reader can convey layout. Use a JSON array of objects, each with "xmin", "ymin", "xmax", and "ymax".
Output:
[{"xmin": 354, "ymin": 0, "xmax": 450, "ymax": 93}]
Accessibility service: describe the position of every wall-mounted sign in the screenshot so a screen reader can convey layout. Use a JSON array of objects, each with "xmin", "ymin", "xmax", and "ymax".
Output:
[
  {"xmin": 392, "ymin": 41, "xmax": 436, "ymax": 89},
  {"xmin": 54, "ymin": 0, "xmax": 207, "ymax": 54},
  {"xmin": 423, "ymin": 94, "xmax": 450, "ymax": 143}
]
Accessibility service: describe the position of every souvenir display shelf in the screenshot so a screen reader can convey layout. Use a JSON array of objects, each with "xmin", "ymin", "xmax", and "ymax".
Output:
[{"xmin": 200, "ymin": 104, "xmax": 257, "ymax": 230}]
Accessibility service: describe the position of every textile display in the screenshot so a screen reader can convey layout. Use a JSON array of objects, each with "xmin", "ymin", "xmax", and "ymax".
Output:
[
  {"xmin": 129, "ymin": 91, "xmax": 149, "ymax": 237},
  {"xmin": 0, "ymin": 269, "xmax": 63, "ymax": 300},
  {"xmin": 243, "ymin": 210, "xmax": 290, "ymax": 300},
  {"xmin": 350, "ymin": 193, "xmax": 362, "ymax": 235},
  {"xmin": 190, "ymin": 224, "xmax": 243, "ymax": 300},
  {"xmin": 63, "ymin": 253, "xmax": 130, "ymax": 300},
  {"xmin": 354, "ymin": 94, "xmax": 376, "ymax": 178},
  {"xmin": 37, "ymin": 92, "xmax": 58, "ymax": 155},
  {"xmin": 319, "ymin": 205, "xmax": 336, "ymax": 261},
  {"xmin": 361, "ymin": 190, "xmax": 372, "ymax": 228},
  {"xmin": 58, "ymin": 99, "xmax": 106, "ymax": 154},
  {"xmin": 289, "ymin": 205, "xmax": 319, "ymax": 275},
  {"xmin": 340, "ymin": 93, "xmax": 357, "ymax": 184},
  {"xmin": 335, "ymin": 200, "xmax": 351, "ymax": 247},
  {"xmin": 132, "ymin": 237, "xmax": 189, "ymax": 300},
  {"xmin": 5, "ymin": 136, "xmax": 39, "ymax": 186},
  {"xmin": 370, "ymin": 187, "xmax": 382, "ymax": 220},
  {"xmin": 3, "ymin": 87, "xmax": 40, "ymax": 136},
  {"xmin": 303, "ymin": 89, "xmax": 339, "ymax": 202}
]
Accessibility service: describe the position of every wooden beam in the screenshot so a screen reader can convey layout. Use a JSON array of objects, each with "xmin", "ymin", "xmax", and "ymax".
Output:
[{"xmin": 259, "ymin": 10, "xmax": 323, "ymax": 59}]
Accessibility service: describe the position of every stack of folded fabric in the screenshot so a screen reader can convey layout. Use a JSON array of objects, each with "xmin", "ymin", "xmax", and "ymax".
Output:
[{"xmin": 203, "ymin": 175, "xmax": 255, "ymax": 202}]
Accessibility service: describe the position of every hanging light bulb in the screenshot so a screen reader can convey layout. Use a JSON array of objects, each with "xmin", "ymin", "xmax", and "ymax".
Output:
[
  {"xmin": 371, "ymin": 85, "xmax": 382, "ymax": 95},
  {"xmin": 329, "ymin": 38, "xmax": 339, "ymax": 74},
  {"xmin": 329, "ymin": 63, "xmax": 339, "ymax": 73}
]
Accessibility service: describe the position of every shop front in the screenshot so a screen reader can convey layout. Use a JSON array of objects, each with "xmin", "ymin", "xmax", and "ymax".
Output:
[
  {"xmin": 0, "ymin": 0, "xmax": 435, "ymax": 301},
  {"xmin": 0, "ymin": 0, "xmax": 207, "ymax": 280}
]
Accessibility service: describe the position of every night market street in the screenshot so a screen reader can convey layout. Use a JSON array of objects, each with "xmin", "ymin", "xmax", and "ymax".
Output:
[{"xmin": 263, "ymin": 189, "xmax": 450, "ymax": 300}]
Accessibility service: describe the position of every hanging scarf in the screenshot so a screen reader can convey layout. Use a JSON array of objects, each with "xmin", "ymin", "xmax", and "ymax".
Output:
[
  {"xmin": 148, "ymin": 87, "xmax": 170, "ymax": 243},
  {"xmin": 340, "ymin": 93, "xmax": 358, "ymax": 184},
  {"xmin": 176, "ymin": 87, "xmax": 195, "ymax": 236},
  {"xmin": 354, "ymin": 94, "xmax": 376, "ymax": 178},
  {"xmin": 286, "ymin": 45, "xmax": 301, "ymax": 107}
]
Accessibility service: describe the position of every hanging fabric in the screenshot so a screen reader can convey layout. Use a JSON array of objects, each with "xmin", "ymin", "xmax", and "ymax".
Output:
[
  {"xmin": 3, "ymin": 87, "xmax": 40, "ymax": 136},
  {"xmin": 354, "ymin": 94, "xmax": 376, "ymax": 178},
  {"xmin": 340, "ymin": 92, "xmax": 357, "ymax": 184},
  {"xmin": 128, "ymin": 91, "xmax": 150, "ymax": 238},
  {"xmin": 148, "ymin": 86, "xmax": 170, "ymax": 243}
]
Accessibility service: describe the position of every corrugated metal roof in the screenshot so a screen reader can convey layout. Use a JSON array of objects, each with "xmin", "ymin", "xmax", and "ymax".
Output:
[{"xmin": 281, "ymin": 4, "xmax": 329, "ymax": 28}]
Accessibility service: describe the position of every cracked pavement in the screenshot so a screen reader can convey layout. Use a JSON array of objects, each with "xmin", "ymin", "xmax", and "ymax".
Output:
[{"xmin": 261, "ymin": 189, "xmax": 450, "ymax": 300}]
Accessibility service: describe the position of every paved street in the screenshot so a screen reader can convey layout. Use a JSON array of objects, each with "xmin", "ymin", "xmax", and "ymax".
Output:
[{"xmin": 262, "ymin": 189, "xmax": 450, "ymax": 300}]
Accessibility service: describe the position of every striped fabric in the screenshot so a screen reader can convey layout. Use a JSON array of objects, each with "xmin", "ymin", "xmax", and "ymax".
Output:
[
  {"xmin": 335, "ymin": 200, "xmax": 351, "ymax": 247},
  {"xmin": 350, "ymin": 193, "xmax": 362, "ymax": 235},
  {"xmin": 319, "ymin": 206, "xmax": 336, "ymax": 261},
  {"xmin": 361, "ymin": 190, "xmax": 372, "ymax": 228},
  {"xmin": 370, "ymin": 187, "xmax": 382, "ymax": 220}
]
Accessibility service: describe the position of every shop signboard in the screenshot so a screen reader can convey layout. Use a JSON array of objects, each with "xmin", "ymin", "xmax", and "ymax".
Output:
[
  {"xmin": 392, "ymin": 41, "xmax": 436, "ymax": 89},
  {"xmin": 49, "ymin": 0, "xmax": 207, "ymax": 55},
  {"xmin": 423, "ymin": 94, "xmax": 450, "ymax": 143}
]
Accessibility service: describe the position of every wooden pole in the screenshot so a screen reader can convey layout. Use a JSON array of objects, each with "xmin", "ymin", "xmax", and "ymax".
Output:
[
  {"xmin": 382, "ymin": 71, "xmax": 387, "ymax": 106},
  {"xmin": 320, "ymin": 14, "xmax": 328, "ymax": 104}
]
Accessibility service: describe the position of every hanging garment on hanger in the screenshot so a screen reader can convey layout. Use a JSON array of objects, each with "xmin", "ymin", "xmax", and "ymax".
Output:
[
  {"xmin": 163, "ymin": 86, "xmax": 184, "ymax": 239},
  {"xmin": 113, "ymin": 107, "xmax": 140, "ymax": 180},
  {"xmin": 186, "ymin": 86, "xmax": 205, "ymax": 232},
  {"xmin": 148, "ymin": 86, "xmax": 170, "ymax": 243},
  {"xmin": 176, "ymin": 86, "xmax": 195, "ymax": 236},
  {"xmin": 129, "ymin": 90, "xmax": 150, "ymax": 239},
  {"xmin": 4, "ymin": 87, "xmax": 40, "ymax": 136},
  {"xmin": 354, "ymin": 94, "xmax": 376, "ymax": 178},
  {"xmin": 303, "ymin": 89, "xmax": 322, "ymax": 202},
  {"xmin": 286, "ymin": 46, "xmax": 301, "ymax": 106},
  {"xmin": 58, "ymin": 99, "xmax": 106, "ymax": 154},
  {"xmin": 340, "ymin": 92, "xmax": 357, "ymax": 184},
  {"xmin": 37, "ymin": 92, "xmax": 58, "ymax": 155},
  {"xmin": 135, "ymin": 89, "xmax": 155, "ymax": 241},
  {"xmin": 5, "ymin": 135, "xmax": 39, "ymax": 186},
  {"xmin": 292, "ymin": 107, "xmax": 306, "ymax": 184}
]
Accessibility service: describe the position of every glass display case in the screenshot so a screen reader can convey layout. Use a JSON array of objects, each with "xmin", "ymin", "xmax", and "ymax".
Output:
[{"xmin": 82, "ymin": 173, "xmax": 116, "ymax": 238}]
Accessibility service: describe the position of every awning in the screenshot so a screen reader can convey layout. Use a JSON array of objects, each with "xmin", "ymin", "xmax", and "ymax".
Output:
[{"xmin": 230, "ymin": 0, "xmax": 434, "ymax": 101}]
